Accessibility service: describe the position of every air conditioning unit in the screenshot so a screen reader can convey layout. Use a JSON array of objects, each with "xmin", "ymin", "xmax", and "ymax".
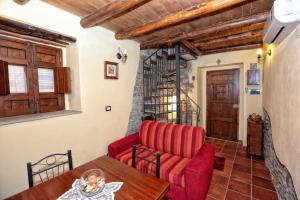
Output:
[{"xmin": 263, "ymin": 0, "xmax": 300, "ymax": 44}]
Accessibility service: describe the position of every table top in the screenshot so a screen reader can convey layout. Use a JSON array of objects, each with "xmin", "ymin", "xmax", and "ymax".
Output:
[{"xmin": 7, "ymin": 156, "xmax": 170, "ymax": 200}]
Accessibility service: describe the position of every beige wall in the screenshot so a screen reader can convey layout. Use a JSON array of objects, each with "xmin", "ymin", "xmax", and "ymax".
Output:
[
  {"xmin": 0, "ymin": 0, "xmax": 140, "ymax": 198},
  {"xmin": 263, "ymin": 25, "xmax": 300, "ymax": 197},
  {"xmin": 189, "ymin": 49, "xmax": 263, "ymax": 145}
]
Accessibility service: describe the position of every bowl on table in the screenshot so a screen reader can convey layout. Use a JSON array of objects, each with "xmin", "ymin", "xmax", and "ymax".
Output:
[{"xmin": 79, "ymin": 169, "xmax": 105, "ymax": 197}]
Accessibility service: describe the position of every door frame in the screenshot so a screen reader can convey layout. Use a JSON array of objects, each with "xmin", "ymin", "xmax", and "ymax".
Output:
[
  {"xmin": 197, "ymin": 63, "xmax": 245, "ymax": 142},
  {"xmin": 206, "ymin": 68, "xmax": 240, "ymax": 141}
]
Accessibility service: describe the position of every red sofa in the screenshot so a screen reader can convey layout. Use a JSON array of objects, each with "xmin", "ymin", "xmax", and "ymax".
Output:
[{"xmin": 108, "ymin": 120, "xmax": 215, "ymax": 200}]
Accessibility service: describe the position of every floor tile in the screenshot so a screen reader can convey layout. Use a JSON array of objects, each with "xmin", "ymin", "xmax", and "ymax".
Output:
[
  {"xmin": 233, "ymin": 163, "xmax": 251, "ymax": 174},
  {"xmin": 205, "ymin": 137, "xmax": 278, "ymax": 200},
  {"xmin": 211, "ymin": 174, "xmax": 229, "ymax": 186},
  {"xmin": 252, "ymin": 168, "xmax": 272, "ymax": 181},
  {"xmin": 208, "ymin": 183, "xmax": 227, "ymax": 200},
  {"xmin": 231, "ymin": 169, "xmax": 251, "ymax": 184},
  {"xmin": 252, "ymin": 176, "xmax": 275, "ymax": 191},
  {"xmin": 228, "ymin": 179, "xmax": 251, "ymax": 196},
  {"xmin": 252, "ymin": 185, "xmax": 278, "ymax": 200},
  {"xmin": 234, "ymin": 157, "xmax": 251, "ymax": 166},
  {"xmin": 226, "ymin": 190, "xmax": 251, "ymax": 200}
]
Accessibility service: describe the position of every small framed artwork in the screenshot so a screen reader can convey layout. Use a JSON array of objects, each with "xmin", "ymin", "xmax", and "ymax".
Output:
[{"xmin": 104, "ymin": 61, "xmax": 118, "ymax": 79}]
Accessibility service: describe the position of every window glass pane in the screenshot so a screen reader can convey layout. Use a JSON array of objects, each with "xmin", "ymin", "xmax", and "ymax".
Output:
[
  {"xmin": 38, "ymin": 68, "xmax": 55, "ymax": 93},
  {"xmin": 8, "ymin": 65, "xmax": 28, "ymax": 93}
]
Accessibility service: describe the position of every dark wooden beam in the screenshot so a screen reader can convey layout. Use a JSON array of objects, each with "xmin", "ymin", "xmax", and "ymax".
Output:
[
  {"xmin": 140, "ymin": 12, "xmax": 267, "ymax": 49},
  {"xmin": 0, "ymin": 30, "xmax": 68, "ymax": 47},
  {"xmin": 203, "ymin": 43, "xmax": 262, "ymax": 55},
  {"xmin": 13, "ymin": 0, "xmax": 30, "ymax": 5},
  {"xmin": 116, "ymin": 0, "xmax": 249, "ymax": 40},
  {"xmin": 193, "ymin": 22, "xmax": 265, "ymax": 43},
  {"xmin": 80, "ymin": 0, "xmax": 151, "ymax": 28},
  {"xmin": 0, "ymin": 16, "xmax": 76, "ymax": 46},
  {"xmin": 181, "ymin": 40, "xmax": 202, "ymax": 56},
  {"xmin": 195, "ymin": 31, "xmax": 263, "ymax": 50}
]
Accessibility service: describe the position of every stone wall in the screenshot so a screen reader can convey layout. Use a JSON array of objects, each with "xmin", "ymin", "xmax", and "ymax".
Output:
[
  {"xmin": 263, "ymin": 110, "xmax": 298, "ymax": 200},
  {"xmin": 126, "ymin": 51, "xmax": 151, "ymax": 135}
]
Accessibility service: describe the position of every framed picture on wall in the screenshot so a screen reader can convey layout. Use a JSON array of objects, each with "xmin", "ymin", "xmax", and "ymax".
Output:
[{"xmin": 104, "ymin": 61, "xmax": 118, "ymax": 79}]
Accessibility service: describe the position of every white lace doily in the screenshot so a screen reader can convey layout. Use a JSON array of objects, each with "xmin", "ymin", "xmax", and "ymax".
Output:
[{"xmin": 57, "ymin": 180, "xmax": 123, "ymax": 200}]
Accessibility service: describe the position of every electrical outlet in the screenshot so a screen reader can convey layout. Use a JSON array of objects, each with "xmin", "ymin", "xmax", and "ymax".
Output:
[{"xmin": 105, "ymin": 106, "xmax": 111, "ymax": 112}]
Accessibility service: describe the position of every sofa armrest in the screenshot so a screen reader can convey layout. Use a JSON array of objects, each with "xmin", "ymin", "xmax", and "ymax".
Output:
[
  {"xmin": 184, "ymin": 144, "xmax": 215, "ymax": 200},
  {"xmin": 108, "ymin": 132, "xmax": 140, "ymax": 158}
]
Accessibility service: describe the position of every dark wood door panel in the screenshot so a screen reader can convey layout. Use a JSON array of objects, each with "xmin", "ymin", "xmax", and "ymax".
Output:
[{"xmin": 207, "ymin": 69, "xmax": 239, "ymax": 141}]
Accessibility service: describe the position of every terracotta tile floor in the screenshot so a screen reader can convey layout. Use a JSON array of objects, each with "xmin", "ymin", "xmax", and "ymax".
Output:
[{"xmin": 206, "ymin": 137, "xmax": 278, "ymax": 200}]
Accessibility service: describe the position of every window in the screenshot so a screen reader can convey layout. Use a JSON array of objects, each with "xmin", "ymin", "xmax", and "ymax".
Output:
[
  {"xmin": 8, "ymin": 65, "xmax": 28, "ymax": 93},
  {"xmin": 38, "ymin": 68, "xmax": 55, "ymax": 93},
  {"xmin": 0, "ymin": 37, "xmax": 71, "ymax": 118}
]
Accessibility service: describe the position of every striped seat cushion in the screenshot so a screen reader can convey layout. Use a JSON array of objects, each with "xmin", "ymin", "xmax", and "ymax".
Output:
[
  {"xmin": 139, "ymin": 120, "xmax": 205, "ymax": 159},
  {"xmin": 115, "ymin": 145, "xmax": 191, "ymax": 188}
]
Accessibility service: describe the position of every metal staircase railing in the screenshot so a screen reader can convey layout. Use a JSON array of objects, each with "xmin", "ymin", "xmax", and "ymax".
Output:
[{"xmin": 143, "ymin": 44, "xmax": 200, "ymax": 126}]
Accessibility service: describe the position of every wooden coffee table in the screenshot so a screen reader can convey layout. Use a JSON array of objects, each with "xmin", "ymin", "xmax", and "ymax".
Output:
[{"xmin": 7, "ymin": 156, "xmax": 170, "ymax": 200}]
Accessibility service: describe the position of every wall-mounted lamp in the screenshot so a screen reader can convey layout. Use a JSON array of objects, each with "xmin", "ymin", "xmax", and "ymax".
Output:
[
  {"xmin": 116, "ymin": 47, "xmax": 128, "ymax": 63},
  {"xmin": 267, "ymin": 49, "xmax": 272, "ymax": 56},
  {"xmin": 257, "ymin": 48, "xmax": 263, "ymax": 63}
]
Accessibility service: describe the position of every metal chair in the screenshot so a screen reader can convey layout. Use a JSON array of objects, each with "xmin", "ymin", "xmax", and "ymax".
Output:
[
  {"xmin": 27, "ymin": 150, "xmax": 73, "ymax": 188},
  {"xmin": 132, "ymin": 145, "xmax": 160, "ymax": 178}
]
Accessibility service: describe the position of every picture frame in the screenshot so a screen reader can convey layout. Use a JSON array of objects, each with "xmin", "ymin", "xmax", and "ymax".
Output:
[{"xmin": 104, "ymin": 61, "xmax": 118, "ymax": 79}]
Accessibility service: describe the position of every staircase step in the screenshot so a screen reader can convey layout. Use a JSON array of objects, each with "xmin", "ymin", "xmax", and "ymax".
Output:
[
  {"xmin": 144, "ymin": 102, "xmax": 176, "ymax": 106},
  {"xmin": 144, "ymin": 110, "xmax": 176, "ymax": 115},
  {"xmin": 144, "ymin": 95, "xmax": 175, "ymax": 100},
  {"xmin": 150, "ymin": 60, "xmax": 157, "ymax": 65}
]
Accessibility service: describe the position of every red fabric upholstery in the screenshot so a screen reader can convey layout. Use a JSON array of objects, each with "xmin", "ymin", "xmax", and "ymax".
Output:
[
  {"xmin": 107, "ymin": 121, "xmax": 214, "ymax": 200},
  {"xmin": 139, "ymin": 120, "xmax": 206, "ymax": 158},
  {"xmin": 108, "ymin": 132, "xmax": 139, "ymax": 158},
  {"xmin": 115, "ymin": 145, "xmax": 191, "ymax": 188},
  {"xmin": 185, "ymin": 144, "xmax": 215, "ymax": 200}
]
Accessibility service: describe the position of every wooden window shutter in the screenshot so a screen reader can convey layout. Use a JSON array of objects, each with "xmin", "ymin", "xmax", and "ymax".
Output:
[
  {"xmin": 0, "ymin": 60, "xmax": 10, "ymax": 95},
  {"xmin": 55, "ymin": 67, "xmax": 71, "ymax": 93}
]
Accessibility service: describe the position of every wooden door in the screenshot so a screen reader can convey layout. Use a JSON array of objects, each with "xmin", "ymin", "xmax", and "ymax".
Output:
[
  {"xmin": 0, "ymin": 37, "xmax": 35, "ymax": 117},
  {"xmin": 206, "ymin": 69, "xmax": 239, "ymax": 141}
]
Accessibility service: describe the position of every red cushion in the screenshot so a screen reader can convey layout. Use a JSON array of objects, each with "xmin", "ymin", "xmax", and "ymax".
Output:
[
  {"xmin": 115, "ymin": 145, "xmax": 191, "ymax": 188},
  {"xmin": 139, "ymin": 120, "xmax": 205, "ymax": 158}
]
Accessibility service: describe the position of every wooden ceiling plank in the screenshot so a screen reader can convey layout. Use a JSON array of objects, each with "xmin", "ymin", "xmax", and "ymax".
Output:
[
  {"xmin": 80, "ymin": 0, "xmax": 152, "ymax": 28},
  {"xmin": 115, "ymin": 0, "xmax": 250, "ymax": 40},
  {"xmin": 140, "ymin": 12, "xmax": 267, "ymax": 49},
  {"xmin": 195, "ymin": 30, "xmax": 263, "ymax": 48},
  {"xmin": 192, "ymin": 22, "xmax": 265, "ymax": 43},
  {"xmin": 181, "ymin": 40, "xmax": 202, "ymax": 56},
  {"xmin": 202, "ymin": 43, "xmax": 262, "ymax": 54}
]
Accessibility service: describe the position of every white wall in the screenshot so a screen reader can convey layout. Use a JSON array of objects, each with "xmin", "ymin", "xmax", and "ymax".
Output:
[
  {"xmin": 263, "ymin": 25, "xmax": 300, "ymax": 198},
  {"xmin": 189, "ymin": 49, "xmax": 263, "ymax": 145},
  {"xmin": 0, "ymin": 0, "xmax": 140, "ymax": 198}
]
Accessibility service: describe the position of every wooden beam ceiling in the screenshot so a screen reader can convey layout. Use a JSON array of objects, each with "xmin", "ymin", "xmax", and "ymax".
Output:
[
  {"xmin": 140, "ymin": 12, "xmax": 268, "ymax": 49},
  {"xmin": 80, "ymin": 0, "xmax": 152, "ymax": 28},
  {"xmin": 115, "ymin": 0, "xmax": 250, "ymax": 40},
  {"xmin": 196, "ymin": 31, "xmax": 263, "ymax": 50},
  {"xmin": 181, "ymin": 40, "xmax": 202, "ymax": 56},
  {"xmin": 203, "ymin": 43, "xmax": 262, "ymax": 54}
]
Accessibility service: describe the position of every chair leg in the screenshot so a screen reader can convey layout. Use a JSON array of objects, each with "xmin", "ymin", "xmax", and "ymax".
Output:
[
  {"xmin": 27, "ymin": 162, "xmax": 33, "ymax": 188},
  {"xmin": 156, "ymin": 153, "xmax": 160, "ymax": 178},
  {"xmin": 132, "ymin": 145, "xmax": 137, "ymax": 168}
]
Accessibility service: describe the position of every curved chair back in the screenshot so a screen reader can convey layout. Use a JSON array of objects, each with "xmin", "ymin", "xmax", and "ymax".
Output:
[{"xmin": 27, "ymin": 150, "xmax": 73, "ymax": 188}]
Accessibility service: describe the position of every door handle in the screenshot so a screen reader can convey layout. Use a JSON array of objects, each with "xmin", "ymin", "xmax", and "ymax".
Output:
[{"xmin": 233, "ymin": 104, "xmax": 239, "ymax": 108}]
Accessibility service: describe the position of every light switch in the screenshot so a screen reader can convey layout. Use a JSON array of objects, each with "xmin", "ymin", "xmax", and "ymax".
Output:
[{"xmin": 105, "ymin": 106, "xmax": 111, "ymax": 112}]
